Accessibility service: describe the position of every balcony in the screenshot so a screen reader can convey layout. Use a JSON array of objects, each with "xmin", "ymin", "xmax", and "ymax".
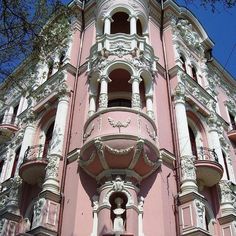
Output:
[
  {"xmin": 227, "ymin": 125, "xmax": 236, "ymax": 143},
  {"xmin": 19, "ymin": 145, "xmax": 48, "ymax": 185},
  {"xmin": 88, "ymin": 33, "xmax": 158, "ymax": 72},
  {"xmin": 0, "ymin": 115, "xmax": 19, "ymax": 144},
  {"xmin": 195, "ymin": 147, "xmax": 223, "ymax": 187},
  {"xmin": 79, "ymin": 108, "xmax": 161, "ymax": 182}
]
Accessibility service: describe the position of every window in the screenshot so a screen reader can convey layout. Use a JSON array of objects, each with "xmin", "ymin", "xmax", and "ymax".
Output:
[{"xmin": 108, "ymin": 99, "xmax": 131, "ymax": 108}]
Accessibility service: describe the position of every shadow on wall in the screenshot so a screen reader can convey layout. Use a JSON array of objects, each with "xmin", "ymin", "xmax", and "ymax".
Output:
[
  {"xmin": 139, "ymin": 167, "xmax": 160, "ymax": 198},
  {"xmin": 78, "ymin": 166, "xmax": 97, "ymax": 199}
]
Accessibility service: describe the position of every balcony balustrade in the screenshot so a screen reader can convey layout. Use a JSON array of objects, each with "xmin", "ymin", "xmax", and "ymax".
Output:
[
  {"xmin": 19, "ymin": 144, "xmax": 48, "ymax": 185},
  {"xmin": 79, "ymin": 107, "xmax": 161, "ymax": 183},
  {"xmin": 195, "ymin": 147, "xmax": 223, "ymax": 187},
  {"xmin": 88, "ymin": 33, "xmax": 157, "ymax": 72},
  {"xmin": 0, "ymin": 115, "xmax": 19, "ymax": 144},
  {"xmin": 30, "ymin": 71, "xmax": 66, "ymax": 108}
]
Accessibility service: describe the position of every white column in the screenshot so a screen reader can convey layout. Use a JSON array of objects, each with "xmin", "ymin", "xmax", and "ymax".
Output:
[
  {"xmin": 16, "ymin": 112, "xmax": 36, "ymax": 173},
  {"xmin": 91, "ymin": 196, "xmax": 99, "ymax": 236},
  {"xmin": 129, "ymin": 15, "xmax": 137, "ymax": 35},
  {"xmin": 129, "ymin": 76, "xmax": 142, "ymax": 110},
  {"xmin": 174, "ymin": 83, "xmax": 198, "ymax": 193},
  {"xmin": 208, "ymin": 114, "xmax": 227, "ymax": 180},
  {"xmin": 88, "ymin": 95, "xmax": 97, "ymax": 117},
  {"xmin": 146, "ymin": 95, "xmax": 154, "ymax": 119},
  {"xmin": 104, "ymin": 16, "xmax": 112, "ymax": 34},
  {"xmin": 6, "ymin": 106, "xmax": 14, "ymax": 124},
  {"xmin": 98, "ymin": 76, "xmax": 110, "ymax": 109},
  {"xmin": 138, "ymin": 197, "xmax": 144, "ymax": 236},
  {"xmin": 42, "ymin": 92, "xmax": 70, "ymax": 196}
]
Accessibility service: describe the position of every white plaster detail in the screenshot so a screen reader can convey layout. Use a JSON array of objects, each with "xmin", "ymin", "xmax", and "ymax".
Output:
[
  {"xmin": 108, "ymin": 117, "xmax": 131, "ymax": 132},
  {"xmin": 32, "ymin": 198, "xmax": 46, "ymax": 229},
  {"xmin": 195, "ymin": 199, "xmax": 206, "ymax": 229},
  {"xmin": 105, "ymin": 145, "xmax": 134, "ymax": 155},
  {"xmin": 83, "ymin": 124, "xmax": 95, "ymax": 141}
]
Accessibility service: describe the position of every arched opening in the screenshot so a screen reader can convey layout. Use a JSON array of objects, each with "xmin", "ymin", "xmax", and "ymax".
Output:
[
  {"xmin": 108, "ymin": 69, "xmax": 132, "ymax": 108},
  {"xmin": 110, "ymin": 192, "xmax": 128, "ymax": 233},
  {"xmin": 11, "ymin": 146, "xmax": 21, "ymax": 178},
  {"xmin": 111, "ymin": 12, "xmax": 130, "ymax": 34},
  {"xmin": 42, "ymin": 122, "xmax": 54, "ymax": 159},
  {"xmin": 188, "ymin": 125, "xmax": 198, "ymax": 158},
  {"xmin": 180, "ymin": 55, "xmax": 186, "ymax": 73},
  {"xmin": 137, "ymin": 19, "xmax": 143, "ymax": 36}
]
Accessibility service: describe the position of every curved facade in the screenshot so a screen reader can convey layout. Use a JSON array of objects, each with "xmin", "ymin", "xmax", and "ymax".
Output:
[{"xmin": 0, "ymin": 0, "xmax": 236, "ymax": 236}]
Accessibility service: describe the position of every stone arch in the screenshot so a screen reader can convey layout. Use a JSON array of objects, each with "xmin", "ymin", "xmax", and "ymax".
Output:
[
  {"xmin": 103, "ymin": 188, "xmax": 134, "ymax": 208},
  {"xmin": 96, "ymin": 0, "xmax": 149, "ymax": 35},
  {"xmin": 139, "ymin": 70, "xmax": 153, "ymax": 96},
  {"xmin": 103, "ymin": 60, "xmax": 136, "ymax": 76}
]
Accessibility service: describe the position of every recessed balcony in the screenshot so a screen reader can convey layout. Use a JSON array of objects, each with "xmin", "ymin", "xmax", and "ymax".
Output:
[
  {"xmin": 0, "ymin": 115, "xmax": 19, "ymax": 144},
  {"xmin": 19, "ymin": 145, "xmax": 48, "ymax": 185},
  {"xmin": 195, "ymin": 147, "xmax": 223, "ymax": 187},
  {"xmin": 79, "ymin": 108, "xmax": 161, "ymax": 182}
]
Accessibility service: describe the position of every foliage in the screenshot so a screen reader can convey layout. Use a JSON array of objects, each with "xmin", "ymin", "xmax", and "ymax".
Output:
[{"xmin": 0, "ymin": 0, "xmax": 70, "ymax": 83}]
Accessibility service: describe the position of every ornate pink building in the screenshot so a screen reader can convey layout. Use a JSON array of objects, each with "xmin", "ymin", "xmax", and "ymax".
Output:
[{"xmin": 0, "ymin": 0, "xmax": 236, "ymax": 235}]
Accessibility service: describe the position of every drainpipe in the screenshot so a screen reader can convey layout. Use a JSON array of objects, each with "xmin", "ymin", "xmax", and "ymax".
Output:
[
  {"xmin": 57, "ymin": 0, "xmax": 86, "ymax": 235},
  {"xmin": 160, "ymin": 1, "xmax": 181, "ymax": 236}
]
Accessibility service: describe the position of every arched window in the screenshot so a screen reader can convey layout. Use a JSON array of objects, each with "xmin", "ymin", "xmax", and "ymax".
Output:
[
  {"xmin": 137, "ymin": 19, "xmax": 143, "ymax": 36},
  {"xmin": 188, "ymin": 125, "xmax": 197, "ymax": 158},
  {"xmin": 42, "ymin": 122, "xmax": 54, "ymax": 159},
  {"xmin": 180, "ymin": 56, "xmax": 186, "ymax": 73},
  {"xmin": 111, "ymin": 12, "xmax": 130, "ymax": 34}
]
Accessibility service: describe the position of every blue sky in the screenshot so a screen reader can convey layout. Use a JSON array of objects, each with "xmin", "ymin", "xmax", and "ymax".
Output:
[{"xmin": 176, "ymin": 0, "xmax": 236, "ymax": 78}]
